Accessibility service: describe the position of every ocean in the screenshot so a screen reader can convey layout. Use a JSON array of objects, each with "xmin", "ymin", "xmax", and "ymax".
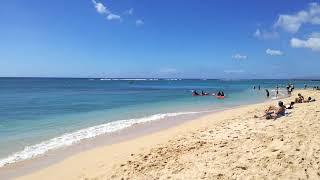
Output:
[{"xmin": 0, "ymin": 78, "xmax": 318, "ymax": 167}]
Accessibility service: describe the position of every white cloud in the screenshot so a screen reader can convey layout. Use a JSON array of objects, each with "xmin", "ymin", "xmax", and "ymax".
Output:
[
  {"xmin": 92, "ymin": 0, "xmax": 109, "ymax": 14},
  {"xmin": 92, "ymin": 0, "xmax": 121, "ymax": 21},
  {"xmin": 290, "ymin": 33, "xmax": 320, "ymax": 51},
  {"xmin": 124, "ymin": 8, "xmax": 134, "ymax": 15},
  {"xmin": 224, "ymin": 70, "xmax": 245, "ymax": 74},
  {"xmin": 266, "ymin": 48, "xmax": 284, "ymax": 56},
  {"xmin": 232, "ymin": 54, "xmax": 247, "ymax": 60},
  {"xmin": 159, "ymin": 68, "xmax": 177, "ymax": 74},
  {"xmin": 254, "ymin": 29, "xmax": 279, "ymax": 39},
  {"xmin": 107, "ymin": 13, "xmax": 121, "ymax": 21},
  {"xmin": 274, "ymin": 2, "xmax": 320, "ymax": 33},
  {"xmin": 136, "ymin": 19, "xmax": 144, "ymax": 26}
]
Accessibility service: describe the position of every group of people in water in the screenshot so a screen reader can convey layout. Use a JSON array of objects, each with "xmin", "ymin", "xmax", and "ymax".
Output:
[
  {"xmin": 192, "ymin": 90, "xmax": 225, "ymax": 97},
  {"xmin": 253, "ymin": 83, "xmax": 296, "ymax": 98},
  {"xmin": 192, "ymin": 83, "xmax": 318, "ymax": 104},
  {"xmin": 254, "ymin": 85, "xmax": 277, "ymax": 98}
]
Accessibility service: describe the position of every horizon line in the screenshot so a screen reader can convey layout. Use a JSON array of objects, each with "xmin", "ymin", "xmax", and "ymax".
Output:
[{"xmin": 0, "ymin": 76, "xmax": 320, "ymax": 81}]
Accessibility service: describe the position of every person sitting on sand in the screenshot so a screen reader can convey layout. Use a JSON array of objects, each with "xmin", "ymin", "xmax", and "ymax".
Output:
[
  {"xmin": 255, "ymin": 101, "xmax": 286, "ymax": 120},
  {"xmin": 295, "ymin": 93, "xmax": 304, "ymax": 103},
  {"xmin": 264, "ymin": 101, "xmax": 286, "ymax": 120}
]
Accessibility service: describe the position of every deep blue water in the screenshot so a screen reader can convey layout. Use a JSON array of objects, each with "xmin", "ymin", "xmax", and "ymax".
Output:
[{"xmin": 0, "ymin": 78, "xmax": 319, "ymax": 166}]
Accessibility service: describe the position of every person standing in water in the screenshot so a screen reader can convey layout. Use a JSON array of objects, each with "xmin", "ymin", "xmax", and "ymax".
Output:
[
  {"xmin": 253, "ymin": 86, "xmax": 256, "ymax": 90},
  {"xmin": 266, "ymin": 89, "xmax": 270, "ymax": 98},
  {"xmin": 258, "ymin": 85, "xmax": 261, "ymax": 90}
]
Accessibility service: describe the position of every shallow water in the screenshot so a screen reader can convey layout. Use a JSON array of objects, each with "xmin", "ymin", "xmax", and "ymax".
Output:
[{"xmin": 0, "ymin": 78, "xmax": 318, "ymax": 166}]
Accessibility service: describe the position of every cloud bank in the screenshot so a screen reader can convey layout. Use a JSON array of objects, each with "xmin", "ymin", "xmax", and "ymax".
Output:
[
  {"xmin": 291, "ymin": 33, "xmax": 320, "ymax": 51},
  {"xmin": 274, "ymin": 3, "xmax": 320, "ymax": 33}
]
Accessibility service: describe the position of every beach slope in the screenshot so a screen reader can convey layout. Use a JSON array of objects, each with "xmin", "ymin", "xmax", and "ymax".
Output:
[{"xmin": 17, "ymin": 90, "xmax": 320, "ymax": 179}]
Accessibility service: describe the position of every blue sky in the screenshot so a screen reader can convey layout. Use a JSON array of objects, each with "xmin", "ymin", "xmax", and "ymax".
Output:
[{"xmin": 0, "ymin": 0, "xmax": 320, "ymax": 78}]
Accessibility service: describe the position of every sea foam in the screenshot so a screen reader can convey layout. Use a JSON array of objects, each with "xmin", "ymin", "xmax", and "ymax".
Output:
[{"xmin": 0, "ymin": 111, "xmax": 203, "ymax": 167}]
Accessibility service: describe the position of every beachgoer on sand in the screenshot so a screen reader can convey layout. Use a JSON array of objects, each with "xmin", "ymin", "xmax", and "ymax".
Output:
[
  {"xmin": 287, "ymin": 102, "xmax": 295, "ymax": 109},
  {"xmin": 304, "ymin": 97, "xmax": 316, "ymax": 103},
  {"xmin": 264, "ymin": 101, "xmax": 286, "ymax": 120},
  {"xmin": 295, "ymin": 93, "xmax": 304, "ymax": 103},
  {"xmin": 254, "ymin": 101, "xmax": 286, "ymax": 120}
]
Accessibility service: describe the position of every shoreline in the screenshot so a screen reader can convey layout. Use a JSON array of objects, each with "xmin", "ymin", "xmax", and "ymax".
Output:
[
  {"xmin": 0, "ymin": 109, "xmax": 219, "ymax": 179},
  {"xmin": 0, "ymin": 91, "xmax": 293, "ymax": 179}
]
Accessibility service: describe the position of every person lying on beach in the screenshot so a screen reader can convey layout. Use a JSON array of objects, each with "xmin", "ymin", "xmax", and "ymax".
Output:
[
  {"xmin": 304, "ymin": 97, "xmax": 316, "ymax": 103},
  {"xmin": 287, "ymin": 101, "xmax": 294, "ymax": 109},
  {"xmin": 254, "ymin": 101, "xmax": 286, "ymax": 120},
  {"xmin": 295, "ymin": 93, "xmax": 304, "ymax": 103}
]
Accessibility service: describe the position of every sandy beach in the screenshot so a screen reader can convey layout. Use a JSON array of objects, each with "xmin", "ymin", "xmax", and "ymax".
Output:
[{"xmin": 10, "ymin": 89, "xmax": 320, "ymax": 179}]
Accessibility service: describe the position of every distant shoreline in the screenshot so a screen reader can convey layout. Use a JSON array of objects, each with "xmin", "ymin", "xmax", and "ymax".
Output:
[{"xmin": 1, "ymin": 77, "xmax": 320, "ymax": 81}]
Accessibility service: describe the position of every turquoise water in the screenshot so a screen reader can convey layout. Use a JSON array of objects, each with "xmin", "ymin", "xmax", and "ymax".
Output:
[{"xmin": 0, "ymin": 78, "xmax": 319, "ymax": 166}]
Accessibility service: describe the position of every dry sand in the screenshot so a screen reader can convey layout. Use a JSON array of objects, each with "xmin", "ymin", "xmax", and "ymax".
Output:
[{"xmin": 16, "ymin": 89, "xmax": 320, "ymax": 179}]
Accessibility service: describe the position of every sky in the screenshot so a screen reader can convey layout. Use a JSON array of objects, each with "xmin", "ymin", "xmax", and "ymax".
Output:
[{"xmin": 0, "ymin": 0, "xmax": 320, "ymax": 79}]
